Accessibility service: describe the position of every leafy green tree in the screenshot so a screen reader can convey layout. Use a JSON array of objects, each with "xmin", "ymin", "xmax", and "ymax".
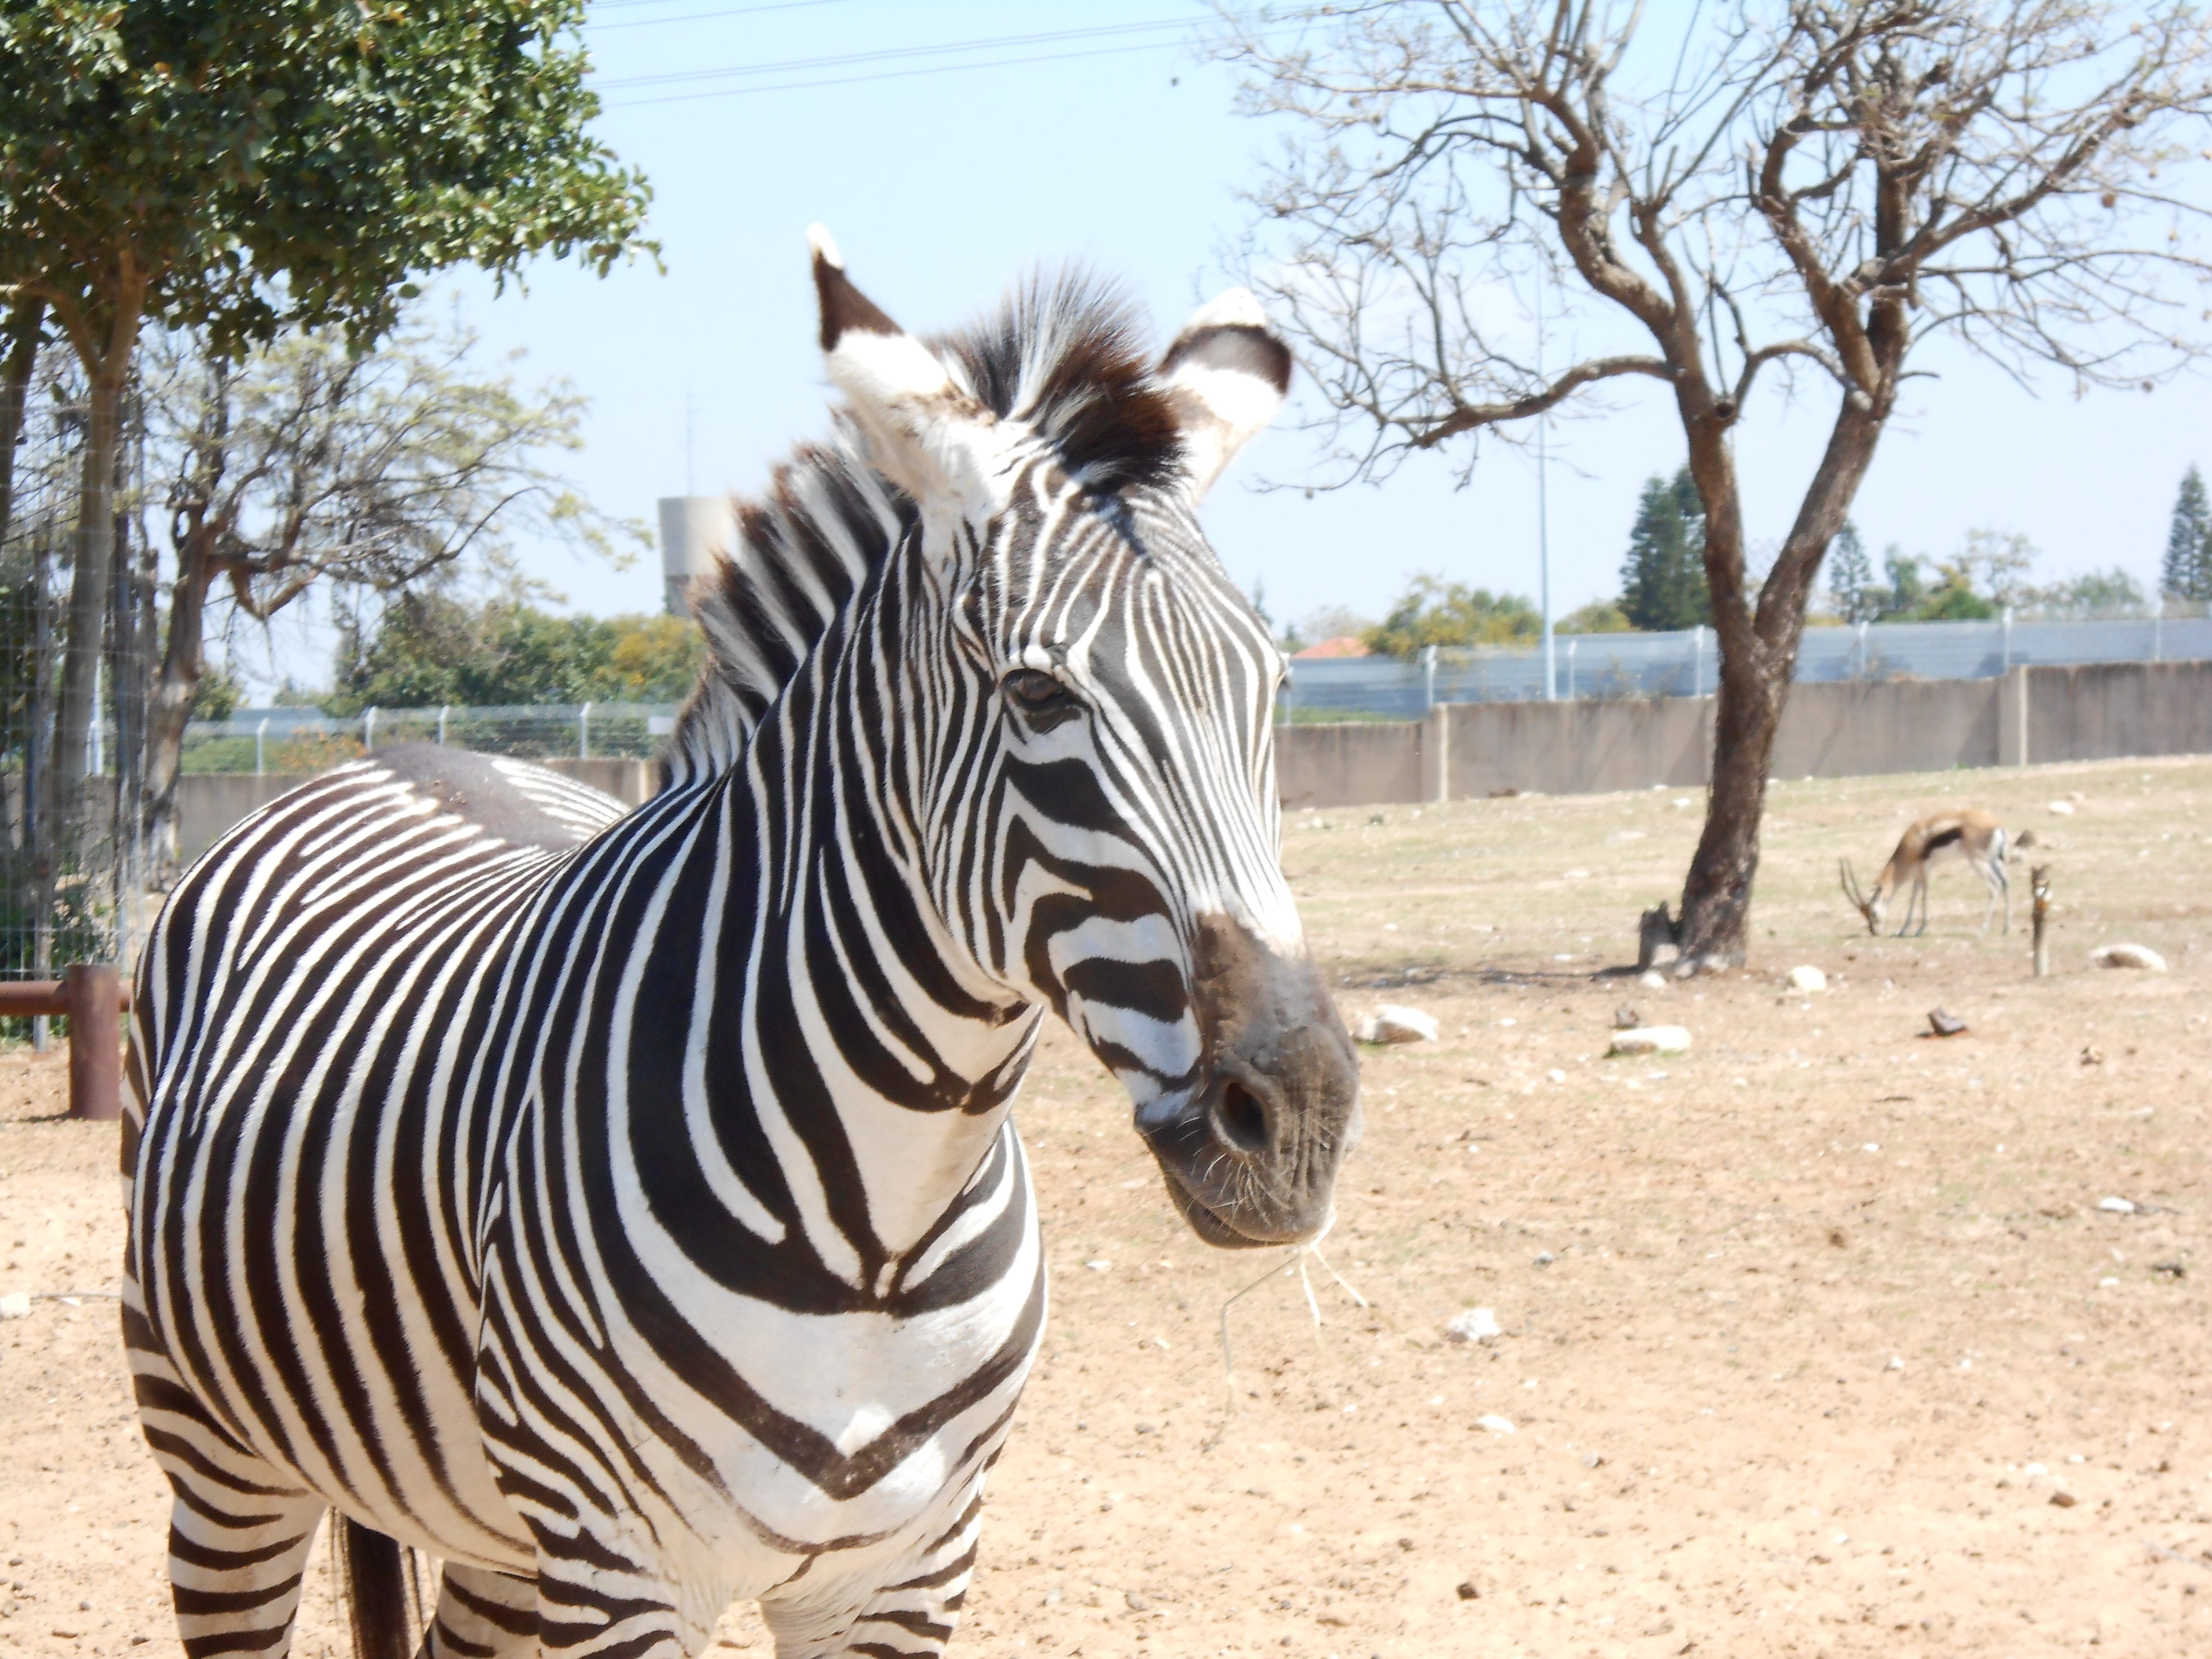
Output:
[
  {"xmin": 2163, "ymin": 466, "xmax": 2212, "ymax": 602},
  {"xmin": 1909, "ymin": 558, "xmax": 2000, "ymax": 620},
  {"xmin": 1619, "ymin": 468, "xmax": 1709, "ymax": 631},
  {"xmin": 1361, "ymin": 573, "xmax": 1539, "ymax": 658},
  {"xmin": 2022, "ymin": 567, "xmax": 2148, "ymax": 618},
  {"xmin": 1824, "ymin": 520, "xmax": 1880, "ymax": 624},
  {"xmin": 1558, "ymin": 599, "xmax": 1633, "ymax": 634},
  {"xmin": 330, "ymin": 596, "xmax": 704, "ymax": 712},
  {"xmin": 0, "ymin": 0, "xmax": 651, "ymax": 846}
]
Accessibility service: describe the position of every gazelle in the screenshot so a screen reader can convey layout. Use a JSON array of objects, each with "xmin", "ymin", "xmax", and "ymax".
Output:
[{"xmin": 1839, "ymin": 809, "xmax": 2011, "ymax": 936}]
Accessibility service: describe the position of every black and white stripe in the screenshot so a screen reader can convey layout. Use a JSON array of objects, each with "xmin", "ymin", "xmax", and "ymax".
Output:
[{"xmin": 125, "ymin": 238, "xmax": 1358, "ymax": 1659}]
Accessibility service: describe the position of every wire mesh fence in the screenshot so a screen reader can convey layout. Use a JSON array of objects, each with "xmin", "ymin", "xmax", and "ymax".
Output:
[
  {"xmin": 178, "ymin": 702, "xmax": 680, "ymax": 773},
  {"xmin": 1282, "ymin": 611, "xmax": 2212, "ymax": 721},
  {"xmin": 1, "ymin": 372, "xmax": 156, "ymax": 1044}
]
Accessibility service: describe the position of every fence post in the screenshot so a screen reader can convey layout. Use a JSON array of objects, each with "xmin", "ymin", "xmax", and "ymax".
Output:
[
  {"xmin": 254, "ymin": 717, "xmax": 267, "ymax": 777},
  {"xmin": 2000, "ymin": 607, "xmax": 2012, "ymax": 672},
  {"xmin": 364, "ymin": 707, "xmax": 377, "ymax": 751},
  {"xmin": 63, "ymin": 963, "xmax": 121, "ymax": 1122},
  {"xmin": 1691, "ymin": 626, "xmax": 1705, "ymax": 697},
  {"xmin": 2153, "ymin": 609, "xmax": 2162, "ymax": 664},
  {"xmin": 1419, "ymin": 646, "xmax": 1437, "ymax": 713},
  {"xmin": 1566, "ymin": 637, "xmax": 1577, "ymax": 700},
  {"xmin": 438, "ymin": 705, "xmax": 449, "ymax": 745},
  {"xmin": 579, "ymin": 701, "xmax": 592, "ymax": 760},
  {"xmin": 1855, "ymin": 618, "xmax": 1869, "ymax": 679}
]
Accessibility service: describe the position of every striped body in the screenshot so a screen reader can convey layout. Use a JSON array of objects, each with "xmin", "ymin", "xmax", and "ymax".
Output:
[{"xmin": 124, "ymin": 247, "xmax": 1358, "ymax": 1659}]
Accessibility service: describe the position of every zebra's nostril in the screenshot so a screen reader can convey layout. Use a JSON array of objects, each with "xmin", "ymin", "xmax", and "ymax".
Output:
[{"xmin": 1214, "ymin": 1080, "xmax": 1270, "ymax": 1154}]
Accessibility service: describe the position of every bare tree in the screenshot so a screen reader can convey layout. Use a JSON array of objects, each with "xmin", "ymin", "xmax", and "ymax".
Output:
[
  {"xmin": 142, "ymin": 309, "xmax": 642, "ymax": 857},
  {"xmin": 1224, "ymin": 0, "xmax": 2212, "ymax": 967}
]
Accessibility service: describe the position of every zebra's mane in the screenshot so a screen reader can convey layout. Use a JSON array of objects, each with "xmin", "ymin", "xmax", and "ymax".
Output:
[{"xmin": 664, "ymin": 275, "xmax": 1182, "ymax": 787}]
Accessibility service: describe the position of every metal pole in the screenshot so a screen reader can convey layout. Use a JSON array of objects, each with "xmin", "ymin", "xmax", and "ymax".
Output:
[
  {"xmin": 438, "ymin": 705, "xmax": 449, "ymax": 745},
  {"xmin": 1566, "ymin": 637, "xmax": 1577, "ymax": 700},
  {"xmin": 2000, "ymin": 606, "xmax": 2012, "ymax": 672},
  {"xmin": 1536, "ymin": 276, "xmax": 1554, "ymax": 701},
  {"xmin": 2153, "ymin": 606, "xmax": 2162, "ymax": 664},
  {"xmin": 364, "ymin": 707, "xmax": 376, "ymax": 752},
  {"xmin": 1692, "ymin": 625, "xmax": 1705, "ymax": 697},
  {"xmin": 1419, "ymin": 647, "xmax": 1436, "ymax": 713},
  {"xmin": 255, "ymin": 718, "xmax": 266, "ymax": 777},
  {"xmin": 1856, "ymin": 618, "xmax": 1868, "ymax": 680},
  {"xmin": 579, "ymin": 701, "xmax": 592, "ymax": 760}
]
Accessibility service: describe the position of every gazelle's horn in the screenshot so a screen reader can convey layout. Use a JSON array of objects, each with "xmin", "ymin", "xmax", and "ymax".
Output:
[{"xmin": 1839, "ymin": 858, "xmax": 1865, "ymax": 910}]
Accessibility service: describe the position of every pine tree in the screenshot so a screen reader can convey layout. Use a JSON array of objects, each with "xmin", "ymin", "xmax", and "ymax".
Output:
[
  {"xmin": 1824, "ymin": 519, "xmax": 1879, "ymax": 623},
  {"xmin": 1619, "ymin": 466, "xmax": 1710, "ymax": 630},
  {"xmin": 2162, "ymin": 466, "xmax": 2212, "ymax": 601}
]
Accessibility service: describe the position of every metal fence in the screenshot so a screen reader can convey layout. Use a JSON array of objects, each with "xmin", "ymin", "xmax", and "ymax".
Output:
[
  {"xmin": 1, "ymin": 373, "xmax": 157, "ymax": 1037},
  {"xmin": 180, "ymin": 702, "xmax": 681, "ymax": 772},
  {"xmin": 1283, "ymin": 612, "xmax": 2212, "ymax": 720}
]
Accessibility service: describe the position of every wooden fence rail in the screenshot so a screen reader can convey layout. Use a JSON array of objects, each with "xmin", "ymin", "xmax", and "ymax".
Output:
[{"xmin": 0, "ymin": 966, "xmax": 130, "ymax": 1120}]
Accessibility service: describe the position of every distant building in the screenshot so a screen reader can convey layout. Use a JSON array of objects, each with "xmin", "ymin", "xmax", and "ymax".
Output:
[{"xmin": 1293, "ymin": 635, "xmax": 1372, "ymax": 659}]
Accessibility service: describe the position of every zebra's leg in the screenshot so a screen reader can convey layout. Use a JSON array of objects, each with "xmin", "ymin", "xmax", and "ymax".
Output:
[
  {"xmin": 418, "ymin": 1564, "xmax": 538, "ymax": 1659},
  {"xmin": 761, "ymin": 1491, "xmax": 984, "ymax": 1659},
  {"xmin": 160, "ymin": 1463, "xmax": 326, "ymax": 1659}
]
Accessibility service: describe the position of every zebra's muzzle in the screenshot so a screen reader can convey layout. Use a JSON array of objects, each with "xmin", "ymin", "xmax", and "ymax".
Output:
[{"xmin": 1132, "ymin": 915, "xmax": 1360, "ymax": 1248}]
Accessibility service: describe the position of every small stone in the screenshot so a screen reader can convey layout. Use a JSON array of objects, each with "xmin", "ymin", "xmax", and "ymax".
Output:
[
  {"xmin": 2049, "ymin": 1490, "xmax": 2078, "ymax": 1508},
  {"xmin": 1444, "ymin": 1308, "xmax": 1502, "ymax": 1345},
  {"xmin": 1353, "ymin": 1004, "xmax": 1439, "ymax": 1045},
  {"xmin": 1455, "ymin": 1582, "xmax": 1480, "ymax": 1601},
  {"xmin": 1084, "ymin": 1259, "xmax": 1112, "ymax": 1272},
  {"xmin": 1545, "ymin": 1068, "xmax": 1567, "ymax": 1083},
  {"xmin": 1786, "ymin": 964, "xmax": 1827, "ymax": 993},
  {"xmin": 1608, "ymin": 1026, "xmax": 1691, "ymax": 1056},
  {"xmin": 1926, "ymin": 1008, "xmax": 1967, "ymax": 1037},
  {"xmin": 2091, "ymin": 943, "xmax": 2167, "ymax": 972},
  {"xmin": 1637, "ymin": 970, "xmax": 1668, "ymax": 990},
  {"xmin": 2153, "ymin": 1259, "xmax": 2186, "ymax": 1278},
  {"xmin": 2097, "ymin": 1196, "xmax": 2137, "ymax": 1214},
  {"xmin": 0, "ymin": 1293, "xmax": 29, "ymax": 1321},
  {"xmin": 2080, "ymin": 1046, "xmax": 2105, "ymax": 1066},
  {"xmin": 1043, "ymin": 1587, "xmax": 1062, "ymax": 1606},
  {"xmin": 1124, "ymin": 1590, "xmax": 1152, "ymax": 1612},
  {"xmin": 1533, "ymin": 1251, "xmax": 1556, "ymax": 1267},
  {"xmin": 1885, "ymin": 1355, "xmax": 1905, "ymax": 1370},
  {"xmin": 1477, "ymin": 1413, "xmax": 1516, "ymax": 1435},
  {"xmin": 1613, "ymin": 1005, "xmax": 1641, "ymax": 1030},
  {"xmin": 1581, "ymin": 1451, "xmax": 1605, "ymax": 1468},
  {"xmin": 2047, "ymin": 800, "xmax": 2076, "ymax": 815}
]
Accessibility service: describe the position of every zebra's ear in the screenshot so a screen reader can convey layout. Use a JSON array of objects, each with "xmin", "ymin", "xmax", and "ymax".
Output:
[
  {"xmin": 1158, "ymin": 289, "xmax": 1293, "ymax": 501},
  {"xmin": 809, "ymin": 225, "xmax": 1001, "ymax": 504}
]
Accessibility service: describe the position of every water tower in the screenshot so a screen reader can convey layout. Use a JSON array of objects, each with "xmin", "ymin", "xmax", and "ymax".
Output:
[{"xmin": 657, "ymin": 496, "xmax": 735, "ymax": 616}]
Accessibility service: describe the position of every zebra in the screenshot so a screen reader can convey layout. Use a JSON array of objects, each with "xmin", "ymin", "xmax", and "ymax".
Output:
[{"xmin": 122, "ymin": 228, "xmax": 1360, "ymax": 1659}]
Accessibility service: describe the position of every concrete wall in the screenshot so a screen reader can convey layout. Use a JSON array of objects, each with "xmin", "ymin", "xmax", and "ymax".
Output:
[
  {"xmin": 1275, "ymin": 659, "xmax": 2210, "ymax": 809},
  {"xmin": 174, "ymin": 755, "xmax": 661, "ymax": 862}
]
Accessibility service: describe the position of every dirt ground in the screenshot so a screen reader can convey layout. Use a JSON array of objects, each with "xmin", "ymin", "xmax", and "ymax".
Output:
[{"xmin": 2, "ymin": 753, "xmax": 2208, "ymax": 1659}]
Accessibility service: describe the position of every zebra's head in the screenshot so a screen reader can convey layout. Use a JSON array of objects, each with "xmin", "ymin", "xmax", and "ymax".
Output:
[{"xmin": 810, "ymin": 230, "xmax": 1359, "ymax": 1249}]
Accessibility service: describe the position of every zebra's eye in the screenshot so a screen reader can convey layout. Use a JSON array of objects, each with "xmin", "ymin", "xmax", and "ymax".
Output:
[{"xmin": 1001, "ymin": 669, "xmax": 1076, "ymax": 722}]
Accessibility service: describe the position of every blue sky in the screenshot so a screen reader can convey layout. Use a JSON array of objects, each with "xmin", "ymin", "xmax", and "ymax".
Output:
[{"xmin": 257, "ymin": 0, "xmax": 2212, "ymax": 682}]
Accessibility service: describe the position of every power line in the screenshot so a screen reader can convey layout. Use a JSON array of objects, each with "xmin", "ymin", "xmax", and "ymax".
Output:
[
  {"xmin": 587, "ymin": 0, "xmax": 865, "ymax": 30},
  {"xmin": 606, "ymin": 33, "xmax": 1204, "ymax": 106},
  {"xmin": 593, "ymin": 14, "xmax": 1204, "ymax": 92}
]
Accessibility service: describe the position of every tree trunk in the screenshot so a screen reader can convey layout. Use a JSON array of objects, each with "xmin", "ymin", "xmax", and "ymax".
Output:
[
  {"xmin": 142, "ymin": 542, "xmax": 214, "ymax": 865},
  {"xmin": 0, "ymin": 298, "xmax": 44, "ymax": 549},
  {"xmin": 49, "ymin": 354, "xmax": 129, "ymax": 863},
  {"xmin": 1677, "ymin": 392, "xmax": 1887, "ymax": 968}
]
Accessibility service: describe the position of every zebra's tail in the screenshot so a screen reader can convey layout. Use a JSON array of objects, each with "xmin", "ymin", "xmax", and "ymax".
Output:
[{"xmin": 341, "ymin": 1517, "xmax": 414, "ymax": 1659}]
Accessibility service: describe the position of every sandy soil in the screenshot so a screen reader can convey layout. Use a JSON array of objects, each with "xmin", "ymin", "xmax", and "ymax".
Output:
[{"xmin": 2, "ymin": 754, "xmax": 2208, "ymax": 1659}]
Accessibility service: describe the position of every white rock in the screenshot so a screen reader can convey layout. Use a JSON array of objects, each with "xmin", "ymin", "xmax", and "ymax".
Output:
[
  {"xmin": 1083, "ymin": 1259, "xmax": 1112, "ymax": 1272},
  {"xmin": 1354, "ymin": 1004, "xmax": 1439, "ymax": 1044},
  {"xmin": 1445, "ymin": 1308, "xmax": 1502, "ymax": 1345},
  {"xmin": 2046, "ymin": 800, "xmax": 2075, "ymax": 815},
  {"xmin": 1638, "ymin": 970, "xmax": 1669, "ymax": 991},
  {"xmin": 1545, "ymin": 1068, "xmax": 1568, "ymax": 1083},
  {"xmin": 1609, "ymin": 1025, "xmax": 1692, "ymax": 1056},
  {"xmin": 2097, "ymin": 1196, "xmax": 2137, "ymax": 1214},
  {"xmin": 1786, "ymin": 965, "xmax": 1827, "ymax": 993},
  {"xmin": 0, "ymin": 1292, "xmax": 29, "ymax": 1321},
  {"xmin": 1477, "ymin": 1413, "xmax": 1517, "ymax": 1435},
  {"xmin": 2091, "ymin": 943, "xmax": 2167, "ymax": 972}
]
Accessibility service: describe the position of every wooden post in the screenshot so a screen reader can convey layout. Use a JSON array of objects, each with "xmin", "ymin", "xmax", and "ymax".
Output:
[
  {"xmin": 2030, "ymin": 865, "xmax": 2053, "ymax": 978},
  {"xmin": 63, "ymin": 962, "xmax": 121, "ymax": 1121}
]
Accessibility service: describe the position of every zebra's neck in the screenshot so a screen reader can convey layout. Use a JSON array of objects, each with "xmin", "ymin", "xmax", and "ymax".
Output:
[{"xmin": 675, "ymin": 572, "xmax": 1040, "ymax": 1284}]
